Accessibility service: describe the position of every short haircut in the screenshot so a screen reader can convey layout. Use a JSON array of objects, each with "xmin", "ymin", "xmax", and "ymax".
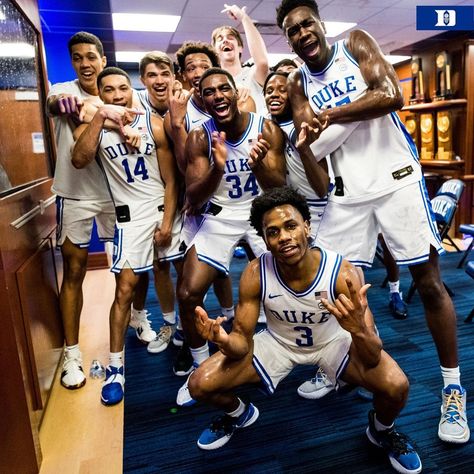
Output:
[
  {"xmin": 176, "ymin": 41, "xmax": 220, "ymax": 73},
  {"xmin": 97, "ymin": 67, "xmax": 130, "ymax": 88},
  {"xmin": 272, "ymin": 58, "xmax": 299, "ymax": 72},
  {"xmin": 276, "ymin": 0, "xmax": 321, "ymax": 29},
  {"xmin": 211, "ymin": 25, "xmax": 244, "ymax": 48},
  {"xmin": 139, "ymin": 51, "xmax": 174, "ymax": 77},
  {"xmin": 263, "ymin": 71, "xmax": 289, "ymax": 94},
  {"xmin": 68, "ymin": 31, "xmax": 104, "ymax": 57},
  {"xmin": 199, "ymin": 67, "xmax": 237, "ymax": 93},
  {"xmin": 250, "ymin": 186, "xmax": 311, "ymax": 237}
]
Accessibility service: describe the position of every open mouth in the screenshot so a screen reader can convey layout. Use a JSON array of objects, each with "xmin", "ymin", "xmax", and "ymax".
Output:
[
  {"xmin": 222, "ymin": 44, "xmax": 233, "ymax": 52},
  {"xmin": 153, "ymin": 86, "xmax": 167, "ymax": 96},
  {"xmin": 80, "ymin": 70, "xmax": 94, "ymax": 80},
  {"xmin": 301, "ymin": 40, "xmax": 319, "ymax": 58},
  {"xmin": 268, "ymin": 100, "xmax": 284, "ymax": 113},
  {"xmin": 280, "ymin": 244, "xmax": 298, "ymax": 257},
  {"xmin": 213, "ymin": 102, "xmax": 230, "ymax": 118}
]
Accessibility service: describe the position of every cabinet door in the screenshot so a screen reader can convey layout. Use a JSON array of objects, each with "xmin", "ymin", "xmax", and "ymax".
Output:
[{"xmin": 16, "ymin": 237, "xmax": 63, "ymax": 410}]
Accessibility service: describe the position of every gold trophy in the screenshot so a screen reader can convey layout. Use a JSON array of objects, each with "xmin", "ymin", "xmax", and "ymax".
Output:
[
  {"xmin": 420, "ymin": 113, "xmax": 435, "ymax": 160},
  {"xmin": 409, "ymin": 57, "xmax": 425, "ymax": 104},
  {"xmin": 404, "ymin": 114, "xmax": 419, "ymax": 150},
  {"xmin": 434, "ymin": 51, "xmax": 453, "ymax": 101},
  {"xmin": 436, "ymin": 110, "xmax": 454, "ymax": 160}
]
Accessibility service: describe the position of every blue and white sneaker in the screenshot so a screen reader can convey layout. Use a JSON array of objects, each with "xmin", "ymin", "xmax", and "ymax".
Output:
[
  {"xmin": 389, "ymin": 292, "xmax": 408, "ymax": 320},
  {"xmin": 176, "ymin": 367, "xmax": 198, "ymax": 407},
  {"xmin": 366, "ymin": 410, "xmax": 422, "ymax": 474},
  {"xmin": 197, "ymin": 403, "xmax": 260, "ymax": 450},
  {"xmin": 172, "ymin": 328, "xmax": 185, "ymax": 347},
  {"xmin": 438, "ymin": 384, "xmax": 470, "ymax": 443},
  {"xmin": 101, "ymin": 365, "xmax": 125, "ymax": 406}
]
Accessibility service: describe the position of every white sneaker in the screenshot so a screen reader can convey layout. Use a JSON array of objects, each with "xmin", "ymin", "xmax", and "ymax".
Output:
[
  {"xmin": 129, "ymin": 309, "xmax": 157, "ymax": 343},
  {"xmin": 176, "ymin": 371, "xmax": 197, "ymax": 407},
  {"xmin": 147, "ymin": 325, "xmax": 173, "ymax": 354},
  {"xmin": 61, "ymin": 351, "xmax": 86, "ymax": 389},
  {"xmin": 297, "ymin": 367, "xmax": 334, "ymax": 400},
  {"xmin": 438, "ymin": 384, "xmax": 470, "ymax": 443}
]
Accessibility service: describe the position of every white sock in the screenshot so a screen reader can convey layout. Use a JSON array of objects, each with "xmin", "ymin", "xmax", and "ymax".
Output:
[
  {"xmin": 221, "ymin": 306, "xmax": 235, "ymax": 320},
  {"xmin": 190, "ymin": 343, "xmax": 209, "ymax": 366},
  {"xmin": 65, "ymin": 344, "xmax": 80, "ymax": 358},
  {"xmin": 441, "ymin": 365, "xmax": 461, "ymax": 387},
  {"xmin": 226, "ymin": 398, "xmax": 246, "ymax": 418},
  {"xmin": 374, "ymin": 413, "xmax": 393, "ymax": 432},
  {"xmin": 109, "ymin": 350, "xmax": 124, "ymax": 368},
  {"xmin": 176, "ymin": 317, "xmax": 183, "ymax": 331},
  {"xmin": 388, "ymin": 280, "xmax": 400, "ymax": 294},
  {"xmin": 131, "ymin": 305, "xmax": 146, "ymax": 318},
  {"xmin": 163, "ymin": 311, "xmax": 176, "ymax": 325}
]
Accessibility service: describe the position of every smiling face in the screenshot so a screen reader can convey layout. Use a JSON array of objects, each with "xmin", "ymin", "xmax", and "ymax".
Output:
[
  {"xmin": 140, "ymin": 62, "xmax": 174, "ymax": 107},
  {"xmin": 262, "ymin": 204, "xmax": 310, "ymax": 265},
  {"xmin": 99, "ymin": 74, "xmax": 133, "ymax": 107},
  {"xmin": 264, "ymin": 74, "xmax": 291, "ymax": 120},
  {"xmin": 213, "ymin": 28, "xmax": 242, "ymax": 64},
  {"xmin": 183, "ymin": 53, "xmax": 214, "ymax": 96},
  {"xmin": 282, "ymin": 6, "xmax": 330, "ymax": 70},
  {"xmin": 70, "ymin": 43, "xmax": 106, "ymax": 95},
  {"xmin": 200, "ymin": 73, "xmax": 239, "ymax": 124}
]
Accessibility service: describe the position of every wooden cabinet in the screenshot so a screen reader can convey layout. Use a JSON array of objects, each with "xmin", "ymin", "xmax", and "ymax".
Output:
[{"xmin": 395, "ymin": 34, "xmax": 474, "ymax": 227}]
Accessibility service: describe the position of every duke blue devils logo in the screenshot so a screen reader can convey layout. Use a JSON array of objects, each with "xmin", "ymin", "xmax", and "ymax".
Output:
[{"xmin": 435, "ymin": 10, "xmax": 456, "ymax": 27}]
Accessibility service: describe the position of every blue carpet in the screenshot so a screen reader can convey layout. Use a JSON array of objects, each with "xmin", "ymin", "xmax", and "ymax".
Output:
[{"xmin": 123, "ymin": 251, "xmax": 474, "ymax": 473}]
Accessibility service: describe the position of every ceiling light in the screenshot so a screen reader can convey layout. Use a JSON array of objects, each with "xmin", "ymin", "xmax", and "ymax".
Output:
[
  {"xmin": 112, "ymin": 13, "xmax": 180, "ymax": 32},
  {"xmin": 0, "ymin": 42, "xmax": 35, "ymax": 58},
  {"xmin": 385, "ymin": 55, "xmax": 411, "ymax": 65},
  {"xmin": 324, "ymin": 21, "xmax": 357, "ymax": 38},
  {"xmin": 115, "ymin": 51, "xmax": 146, "ymax": 63}
]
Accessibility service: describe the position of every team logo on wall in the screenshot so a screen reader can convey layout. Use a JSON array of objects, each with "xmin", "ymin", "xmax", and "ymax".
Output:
[{"xmin": 435, "ymin": 10, "xmax": 456, "ymax": 27}]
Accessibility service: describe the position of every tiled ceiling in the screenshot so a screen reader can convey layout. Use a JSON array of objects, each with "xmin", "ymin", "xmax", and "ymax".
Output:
[{"xmin": 38, "ymin": 0, "xmax": 469, "ymax": 66}]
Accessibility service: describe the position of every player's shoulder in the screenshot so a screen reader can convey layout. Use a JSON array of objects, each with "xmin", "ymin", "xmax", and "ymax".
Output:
[{"xmin": 48, "ymin": 79, "xmax": 80, "ymax": 96}]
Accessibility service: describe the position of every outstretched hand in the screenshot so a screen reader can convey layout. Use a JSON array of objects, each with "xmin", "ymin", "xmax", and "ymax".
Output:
[
  {"xmin": 195, "ymin": 306, "xmax": 229, "ymax": 344},
  {"xmin": 301, "ymin": 115, "xmax": 329, "ymax": 144},
  {"xmin": 98, "ymin": 104, "xmax": 144, "ymax": 136},
  {"xmin": 248, "ymin": 133, "xmax": 270, "ymax": 168},
  {"xmin": 321, "ymin": 277, "xmax": 370, "ymax": 334},
  {"xmin": 57, "ymin": 94, "xmax": 83, "ymax": 116},
  {"xmin": 221, "ymin": 4, "xmax": 247, "ymax": 22},
  {"xmin": 168, "ymin": 83, "xmax": 194, "ymax": 127}
]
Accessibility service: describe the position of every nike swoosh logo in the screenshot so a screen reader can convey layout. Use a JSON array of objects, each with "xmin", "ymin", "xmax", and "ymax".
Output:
[
  {"xmin": 268, "ymin": 294, "xmax": 282, "ymax": 299},
  {"xmin": 191, "ymin": 119, "xmax": 201, "ymax": 123}
]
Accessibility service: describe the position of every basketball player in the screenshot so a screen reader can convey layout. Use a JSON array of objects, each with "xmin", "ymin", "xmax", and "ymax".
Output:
[
  {"xmin": 175, "ymin": 67, "xmax": 287, "ymax": 405},
  {"xmin": 276, "ymin": 0, "xmax": 468, "ymax": 443},
  {"xmin": 72, "ymin": 67, "xmax": 180, "ymax": 405},
  {"xmin": 188, "ymin": 187, "xmax": 422, "ymax": 474},
  {"xmin": 47, "ymin": 31, "xmax": 115, "ymax": 390},
  {"xmin": 212, "ymin": 3, "xmax": 269, "ymax": 114}
]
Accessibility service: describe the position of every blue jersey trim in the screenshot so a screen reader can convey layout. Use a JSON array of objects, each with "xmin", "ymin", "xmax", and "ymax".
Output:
[
  {"xmin": 342, "ymin": 40, "xmax": 359, "ymax": 68},
  {"xmin": 225, "ymin": 113, "xmax": 255, "ymax": 147}
]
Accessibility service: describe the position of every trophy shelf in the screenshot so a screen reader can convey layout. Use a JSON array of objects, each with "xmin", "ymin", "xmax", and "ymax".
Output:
[
  {"xmin": 403, "ymin": 98, "xmax": 467, "ymax": 112},
  {"xmin": 420, "ymin": 159, "xmax": 464, "ymax": 168}
]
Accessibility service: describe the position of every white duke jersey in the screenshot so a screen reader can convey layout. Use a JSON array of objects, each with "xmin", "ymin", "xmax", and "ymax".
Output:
[
  {"xmin": 279, "ymin": 119, "xmax": 329, "ymax": 207},
  {"xmin": 135, "ymin": 89, "xmax": 166, "ymax": 118},
  {"xmin": 202, "ymin": 112, "xmax": 264, "ymax": 220},
  {"xmin": 97, "ymin": 111, "xmax": 163, "ymax": 227},
  {"xmin": 260, "ymin": 247, "xmax": 347, "ymax": 351},
  {"xmin": 185, "ymin": 96, "xmax": 211, "ymax": 132},
  {"xmin": 300, "ymin": 39, "xmax": 422, "ymax": 204},
  {"xmin": 48, "ymin": 80, "xmax": 111, "ymax": 200}
]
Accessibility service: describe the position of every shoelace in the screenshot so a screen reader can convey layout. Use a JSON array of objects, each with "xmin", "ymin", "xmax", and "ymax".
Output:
[
  {"xmin": 442, "ymin": 391, "xmax": 466, "ymax": 424},
  {"xmin": 380, "ymin": 428, "xmax": 415, "ymax": 455},
  {"xmin": 312, "ymin": 367, "xmax": 329, "ymax": 384},
  {"xmin": 157, "ymin": 326, "xmax": 172, "ymax": 341},
  {"xmin": 63, "ymin": 355, "xmax": 83, "ymax": 370},
  {"xmin": 105, "ymin": 367, "xmax": 123, "ymax": 385}
]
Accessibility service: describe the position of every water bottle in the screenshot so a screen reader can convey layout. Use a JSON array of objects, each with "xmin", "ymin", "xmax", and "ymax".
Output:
[{"xmin": 89, "ymin": 359, "xmax": 106, "ymax": 379}]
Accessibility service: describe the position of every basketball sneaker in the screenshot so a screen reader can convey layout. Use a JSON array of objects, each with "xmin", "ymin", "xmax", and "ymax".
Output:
[
  {"xmin": 60, "ymin": 351, "xmax": 86, "ymax": 389},
  {"xmin": 129, "ymin": 308, "xmax": 157, "ymax": 343},
  {"xmin": 101, "ymin": 365, "xmax": 125, "ymax": 406},
  {"xmin": 147, "ymin": 325, "xmax": 173, "ymax": 354},
  {"xmin": 197, "ymin": 403, "xmax": 259, "ymax": 450},
  {"xmin": 366, "ymin": 410, "xmax": 422, "ymax": 474},
  {"xmin": 438, "ymin": 384, "xmax": 470, "ymax": 443},
  {"xmin": 176, "ymin": 368, "xmax": 198, "ymax": 406},
  {"xmin": 297, "ymin": 367, "xmax": 334, "ymax": 399},
  {"xmin": 173, "ymin": 344, "xmax": 194, "ymax": 376},
  {"xmin": 389, "ymin": 292, "xmax": 408, "ymax": 320}
]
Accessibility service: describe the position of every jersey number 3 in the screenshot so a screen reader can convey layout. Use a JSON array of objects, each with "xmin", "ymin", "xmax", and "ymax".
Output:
[{"xmin": 294, "ymin": 326, "xmax": 314, "ymax": 347}]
